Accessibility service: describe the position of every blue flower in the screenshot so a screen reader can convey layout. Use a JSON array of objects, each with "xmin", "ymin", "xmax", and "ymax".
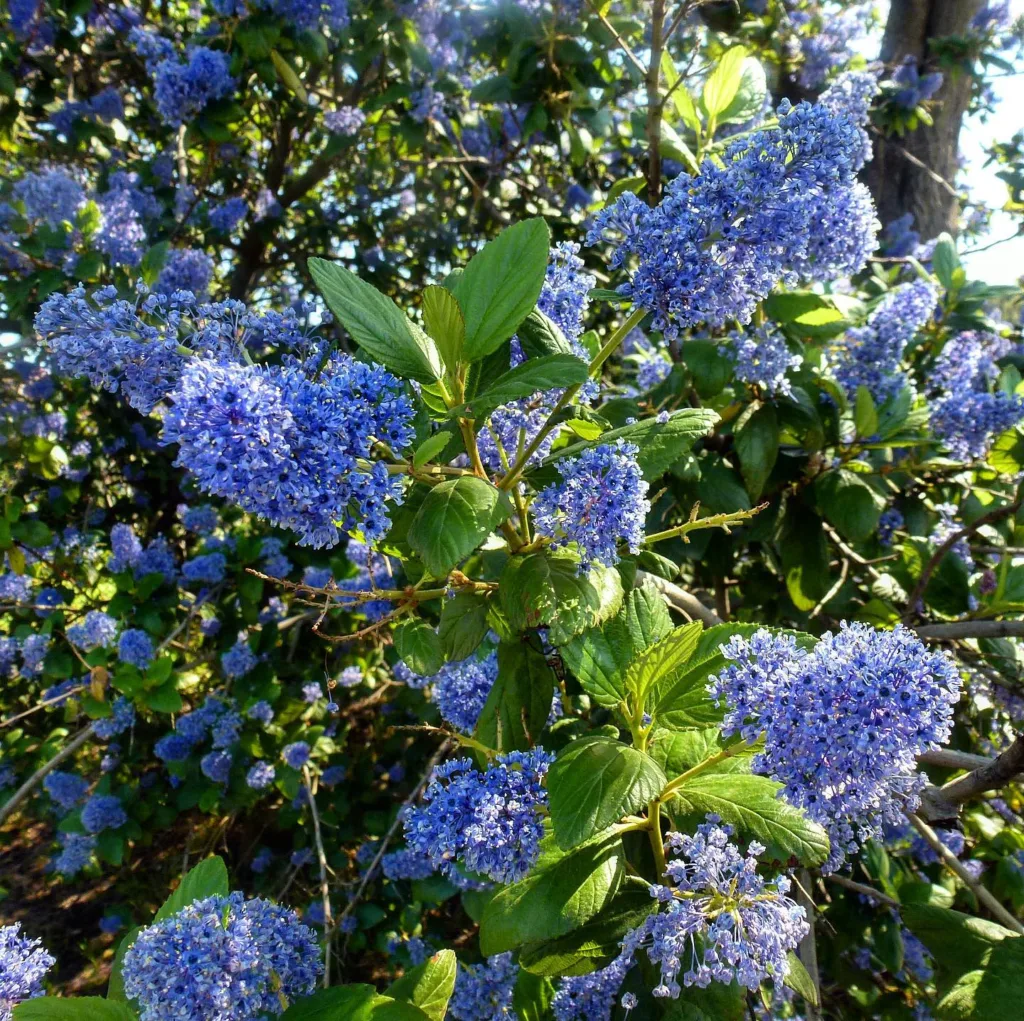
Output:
[
  {"xmin": 12, "ymin": 170, "xmax": 84, "ymax": 228},
  {"xmin": 201, "ymin": 750, "xmax": 233, "ymax": 784},
  {"xmin": 246, "ymin": 761, "xmax": 276, "ymax": 790},
  {"xmin": 324, "ymin": 106, "xmax": 365, "ymax": 135},
  {"xmin": 404, "ymin": 748, "xmax": 553, "ymax": 884},
  {"xmin": 51, "ymin": 833, "xmax": 96, "ymax": 876},
  {"xmin": 449, "ymin": 953, "xmax": 518, "ymax": 1021},
  {"xmin": 0, "ymin": 923, "xmax": 55, "ymax": 1017},
  {"xmin": 709, "ymin": 623, "xmax": 961, "ymax": 872},
  {"xmin": 118, "ymin": 628, "xmax": 154, "ymax": 669},
  {"xmin": 208, "ymin": 197, "xmax": 248, "ymax": 234},
  {"xmin": 222, "ymin": 636, "xmax": 258, "ymax": 679},
  {"xmin": 533, "ymin": 441, "xmax": 649, "ymax": 567},
  {"xmin": 43, "ymin": 771, "xmax": 88, "ymax": 811},
  {"xmin": 81, "ymin": 794, "xmax": 128, "ymax": 833},
  {"xmin": 624, "ymin": 817, "xmax": 807, "ymax": 996},
  {"xmin": 121, "ymin": 892, "xmax": 322, "ymax": 1021},
  {"xmin": 381, "ymin": 847, "xmax": 436, "ymax": 881},
  {"xmin": 282, "ymin": 742, "xmax": 311, "ymax": 769},
  {"xmin": 155, "ymin": 249, "xmax": 215, "ymax": 299},
  {"xmin": 154, "ymin": 734, "xmax": 191, "ymax": 762},
  {"xmin": 93, "ymin": 697, "xmax": 135, "ymax": 740},
  {"xmin": 729, "ymin": 325, "xmax": 801, "ymax": 397},
  {"xmin": 182, "ymin": 553, "xmax": 227, "ymax": 585},
  {"xmin": 67, "ymin": 609, "xmax": 119, "ymax": 651},
  {"xmin": 552, "ymin": 949, "xmax": 634, "ymax": 1020},
  {"xmin": 152, "ymin": 47, "xmax": 236, "ymax": 127}
]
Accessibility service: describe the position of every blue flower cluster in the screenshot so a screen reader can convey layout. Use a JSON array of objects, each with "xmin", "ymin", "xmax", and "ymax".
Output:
[
  {"xmin": 81, "ymin": 793, "xmax": 128, "ymax": 833},
  {"xmin": 831, "ymin": 280, "xmax": 938, "ymax": 405},
  {"xmin": 152, "ymin": 47, "xmax": 236, "ymax": 127},
  {"xmin": 121, "ymin": 892, "xmax": 322, "ymax": 1021},
  {"xmin": 552, "ymin": 948, "xmax": 635, "ymax": 1020},
  {"xmin": 791, "ymin": 6, "xmax": 868, "ymax": 89},
  {"xmin": 709, "ymin": 623, "xmax": 961, "ymax": 872},
  {"xmin": 623, "ymin": 818, "xmax": 806, "ymax": 997},
  {"xmin": 586, "ymin": 76, "xmax": 877, "ymax": 337},
  {"xmin": 282, "ymin": 742, "xmax": 311, "ymax": 769},
  {"xmin": 256, "ymin": 0, "xmax": 349, "ymax": 32},
  {"xmin": 929, "ymin": 331, "xmax": 1024, "ymax": 459},
  {"xmin": 221, "ymin": 636, "xmax": 258, "ymax": 678},
  {"xmin": 93, "ymin": 697, "xmax": 135, "ymax": 740},
  {"xmin": 162, "ymin": 353, "xmax": 415, "ymax": 547},
  {"xmin": 118, "ymin": 628, "xmax": 155, "ymax": 669},
  {"xmin": 52, "ymin": 832, "xmax": 97, "ymax": 876},
  {"xmin": 43, "ymin": 770, "xmax": 88, "ymax": 811},
  {"xmin": 12, "ymin": 169, "xmax": 84, "ymax": 228},
  {"xmin": 404, "ymin": 748, "xmax": 552, "ymax": 884},
  {"xmin": 449, "ymin": 953, "xmax": 519, "ymax": 1021},
  {"xmin": 533, "ymin": 441, "xmax": 649, "ymax": 567},
  {"xmin": 67, "ymin": 609, "xmax": 119, "ymax": 651},
  {"xmin": 324, "ymin": 106, "xmax": 365, "ymax": 135},
  {"xmin": 51, "ymin": 86, "xmax": 123, "ymax": 135},
  {"xmin": 929, "ymin": 503, "xmax": 974, "ymax": 572},
  {"xmin": 155, "ymin": 249, "xmax": 215, "ymax": 298},
  {"xmin": 208, "ymin": 197, "xmax": 247, "ymax": 234},
  {"xmin": 891, "ymin": 57, "xmax": 943, "ymax": 109},
  {"xmin": 0, "ymin": 922, "xmax": 55, "ymax": 1019},
  {"xmin": 396, "ymin": 651, "xmax": 498, "ymax": 733},
  {"xmin": 729, "ymin": 325, "xmax": 801, "ymax": 397},
  {"xmin": 182, "ymin": 553, "xmax": 227, "ymax": 585},
  {"xmin": 877, "ymin": 507, "xmax": 904, "ymax": 547}
]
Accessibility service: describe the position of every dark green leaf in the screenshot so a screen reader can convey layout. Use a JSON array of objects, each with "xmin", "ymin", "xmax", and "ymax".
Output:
[
  {"xmin": 814, "ymin": 469, "xmax": 883, "ymax": 542},
  {"xmin": 547, "ymin": 736, "xmax": 667, "ymax": 849},
  {"xmin": 734, "ymin": 405, "xmax": 778, "ymax": 500},
  {"xmin": 451, "ymin": 355, "xmax": 589, "ymax": 420},
  {"xmin": 475, "ymin": 640, "xmax": 556, "ymax": 752},
  {"xmin": 279, "ymin": 985, "xmax": 429, "ymax": 1021},
  {"xmin": 408, "ymin": 477, "xmax": 512, "ymax": 577},
  {"xmin": 783, "ymin": 953, "xmax": 818, "ymax": 1007},
  {"xmin": 437, "ymin": 591, "xmax": 491, "ymax": 661},
  {"xmin": 932, "ymin": 233, "xmax": 961, "ymax": 291},
  {"xmin": 451, "ymin": 219, "xmax": 551, "ymax": 361},
  {"xmin": 511, "ymin": 971, "xmax": 555, "ymax": 1021},
  {"xmin": 669, "ymin": 773, "xmax": 830, "ymax": 866},
  {"xmin": 517, "ymin": 308, "xmax": 574, "ymax": 359},
  {"xmin": 308, "ymin": 258, "xmax": 442, "ymax": 383},
  {"xmin": 14, "ymin": 1000, "xmax": 137, "ymax": 1021},
  {"xmin": 393, "ymin": 619, "xmax": 445, "ymax": 676},
  {"xmin": 106, "ymin": 926, "xmax": 143, "ymax": 1001}
]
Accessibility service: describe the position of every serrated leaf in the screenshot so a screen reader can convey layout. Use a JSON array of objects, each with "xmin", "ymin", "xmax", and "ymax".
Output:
[
  {"xmin": 669, "ymin": 773, "xmax": 830, "ymax": 866},
  {"xmin": 479, "ymin": 831, "xmax": 624, "ymax": 956},
  {"xmin": 718, "ymin": 57, "xmax": 767, "ymax": 125},
  {"xmin": 451, "ymin": 219, "xmax": 551, "ymax": 361},
  {"xmin": 420, "ymin": 285, "xmax": 465, "ymax": 372},
  {"xmin": 649, "ymin": 727, "xmax": 755, "ymax": 778},
  {"xmin": 548, "ymin": 736, "xmax": 667, "ymax": 849},
  {"xmin": 500, "ymin": 552, "xmax": 623, "ymax": 644},
  {"xmin": 309, "ymin": 258, "xmax": 442, "ymax": 384},
  {"xmin": 854, "ymin": 385, "xmax": 879, "ymax": 438},
  {"xmin": 393, "ymin": 619, "xmax": 444, "ymax": 676},
  {"xmin": 623, "ymin": 622, "xmax": 703, "ymax": 712},
  {"xmin": 408, "ymin": 477, "xmax": 512, "ymax": 577},
  {"xmin": 437, "ymin": 591, "xmax": 490, "ymax": 662}
]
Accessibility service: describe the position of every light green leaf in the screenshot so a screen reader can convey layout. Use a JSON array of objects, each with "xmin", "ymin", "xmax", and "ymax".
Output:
[
  {"xmin": 668, "ymin": 773, "xmax": 830, "ymax": 866},
  {"xmin": 854, "ymin": 385, "xmax": 879, "ymax": 439},
  {"xmin": 479, "ymin": 831, "xmax": 624, "ymax": 955},
  {"xmin": 271, "ymin": 49, "xmax": 308, "ymax": 103},
  {"xmin": 623, "ymin": 622, "xmax": 703, "ymax": 712},
  {"xmin": 279, "ymin": 985, "xmax": 429, "ymax": 1020},
  {"xmin": 451, "ymin": 219, "xmax": 551, "ymax": 361},
  {"xmin": 408, "ymin": 477, "xmax": 512, "ymax": 577},
  {"xmin": 649, "ymin": 727, "xmax": 756, "ymax": 778},
  {"xmin": 547, "ymin": 736, "xmax": 667, "ymax": 849},
  {"xmin": 421, "ymin": 285, "xmax": 465, "ymax": 371},
  {"xmin": 412, "ymin": 432, "xmax": 453, "ymax": 470},
  {"xmin": 385, "ymin": 950, "xmax": 457, "ymax": 1021},
  {"xmin": 702, "ymin": 46, "xmax": 747, "ymax": 120},
  {"xmin": 308, "ymin": 258, "xmax": 442, "ymax": 383},
  {"xmin": 14, "ymin": 1000, "xmax": 137, "ymax": 1021},
  {"xmin": 783, "ymin": 953, "xmax": 819, "ymax": 1007},
  {"xmin": 719, "ymin": 57, "xmax": 767, "ymax": 125},
  {"xmin": 932, "ymin": 233, "xmax": 961, "ymax": 291},
  {"xmin": 154, "ymin": 856, "xmax": 229, "ymax": 922}
]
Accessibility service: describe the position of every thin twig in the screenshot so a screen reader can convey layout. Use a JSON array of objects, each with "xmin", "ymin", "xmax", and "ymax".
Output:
[
  {"xmin": 907, "ymin": 813, "xmax": 1024, "ymax": 934},
  {"xmin": 795, "ymin": 869, "xmax": 822, "ymax": 1018},
  {"xmin": 583, "ymin": 0, "xmax": 646, "ymax": 76},
  {"xmin": 302, "ymin": 766, "xmax": 333, "ymax": 988},
  {"xmin": 827, "ymin": 874, "xmax": 900, "ymax": 909},
  {"xmin": 914, "ymin": 620, "xmax": 1024, "ymax": 641},
  {"xmin": 0, "ymin": 723, "xmax": 97, "ymax": 825}
]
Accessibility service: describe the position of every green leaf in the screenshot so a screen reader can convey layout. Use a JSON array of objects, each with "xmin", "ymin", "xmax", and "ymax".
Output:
[
  {"xmin": 393, "ymin": 619, "xmax": 444, "ymax": 676},
  {"xmin": 783, "ymin": 952, "xmax": 819, "ymax": 1007},
  {"xmin": 279, "ymin": 985, "xmax": 429, "ymax": 1021},
  {"xmin": 270, "ymin": 50, "xmax": 308, "ymax": 103},
  {"xmin": 308, "ymin": 258, "xmax": 442, "ymax": 383},
  {"xmin": 385, "ymin": 950, "xmax": 456, "ymax": 1021},
  {"xmin": 408, "ymin": 477, "xmax": 512, "ymax": 577},
  {"xmin": 901, "ymin": 903, "xmax": 1018, "ymax": 977},
  {"xmin": 765, "ymin": 292, "xmax": 844, "ymax": 327},
  {"xmin": 437, "ymin": 591, "xmax": 491, "ymax": 661},
  {"xmin": 989, "ymin": 426, "xmax": 1024, "ymax": 474},
  {"xmin": 669, "ymin": 773, "xmax": 830, "ymax": 866},
  {"xmin": 512, "ymin": 970, "xmax": 555, "ymax": 1021},
  {"xmin": 872, "ymin": 913, "xmax": 904, "ymax": 974},
  {"xmin": 517, "ymin": 308, "xmax": 574, "ymax": 359},
  {"xmin": 661, "ymin": 50, "xmax": 701, "ymax": 134},
  {"xmin": 718, "ymin": 57, "xmax": 767, "ymax": 125},
  {"xmin": 420, "ymin": 285, "xmax": 465, "ymax": 371},
  {"xmin": 412, "ymin": 432, "xmax": 452, "ymax": 470},
  {"xmin": 518, "ymin": 878, "xmax": 655, "ymax": 976},
  {"xmin": 154, "ymin": 856, "xmax": 229, "ymax": 922},
  {"xmin": 560, "ymin": 581, "xmax": 672, "ymax": 707},
  {"xmin": 932, "ymin": 233, "xmax": 961, "ymax": 291},
  {"xmin": 702, "ymin": 45, "xmax": 747, "ymax": 119},
  {"xmin": 479, "ymin": 831, "xmax": 624, "ymax": 955},
  {"xmin": 475, "ymin": 640, "xmax": 556, "ymax": 752},
  {"xmin": 734, "ymin": 405, "xmax": 778, "ymax": 500},
  {"xmin": 14, "ymin": 1000, "xmax": 137, "ymax": 1021},
  {"xmin": 534, "ymin": 409, "xmax": 719, "ymax": 486},
  {"xmin": 451, "ymin": 354, "xmax": 589, "ymax": 420},
  {"xmin": 661, "ymin": 981, "xmax": 746, "ymax": 1020},
  {"xmin": 814, "ymin": 469, "xmax": 883, "ymax": 542},
  {"xmin": 623, "ymin": 622, "xmax": 703, "ymax": 712},
  {"xmin": 500, "ymin": 551, "xmax": 622, "ymax": 644},
  {"xmin": 854, "ymin": 385, "xmax": 879, "ymax": 438},
  {"xmin": 649, "ymin": 727, "xmax": 755, "ymax": 778},
  {"xmin": 938, "ymin": 939, "xmax": 1024, "ymax": 1020},
  {"xmin": 106, "ymin": 926, "xmax": 143, "ymax": 1001},
  {"xmin": 547, "ymin": 736, "xmax": 667, "ymax": 849},
  {"xmin": 780, "ymin": 506, "xmax": 832, "ymax": 611},
  {"xmin": 652, "ymin": 624, "xmax": 814, "ymax": 730},
  {"xmin": 451, "ymin": 219, "xmax": 551, "ymax": 361}
]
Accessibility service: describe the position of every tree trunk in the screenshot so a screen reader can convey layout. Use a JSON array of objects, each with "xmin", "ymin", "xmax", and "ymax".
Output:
[{"xmin": 865, "ymin": 0, "xmax": 982, "ymax": 240}]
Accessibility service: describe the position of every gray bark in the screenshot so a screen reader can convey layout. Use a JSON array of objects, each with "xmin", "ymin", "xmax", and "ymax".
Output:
[{"xmin": 865, "ymin": 0, "xmax": 983, "ymax": 239}]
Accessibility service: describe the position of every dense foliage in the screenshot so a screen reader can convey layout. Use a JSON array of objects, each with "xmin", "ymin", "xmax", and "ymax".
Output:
[{"xmin": 3, "ymin": 1, "xmax": 1024, "ymax": 1020}]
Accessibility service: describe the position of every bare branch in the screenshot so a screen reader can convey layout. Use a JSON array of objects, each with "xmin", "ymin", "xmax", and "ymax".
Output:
[
  {"xmin": 914, "ymin": 620, "xmax": 1024, "ymax": 641},
  {"xmin": 637, "ymin": 571, "xmax": 723, "ymax": 626}
]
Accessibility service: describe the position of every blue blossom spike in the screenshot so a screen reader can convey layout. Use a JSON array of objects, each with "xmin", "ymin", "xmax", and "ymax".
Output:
[
  {"xmin": 449, "ymin": 953, "xmax": 519, "ymax": 1021},
  {"xmin": 0, "ymin": 922, "xmax": 55, "ymax": 1019}
]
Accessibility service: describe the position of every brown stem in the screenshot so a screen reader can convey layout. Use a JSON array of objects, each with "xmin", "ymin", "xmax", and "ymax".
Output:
[{"xmin": 645, "ymin": 0, "xmax": 667, "ymax": 203}]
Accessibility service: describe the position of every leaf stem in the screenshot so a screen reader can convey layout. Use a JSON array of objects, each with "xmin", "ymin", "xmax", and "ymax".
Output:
[
  {"xmin": 661, "ymin": 742, "xmax": 745, "ymax": 799},
  {"xmin": 648, "ymin": 798, "xmax": 666, "ymax": 878}
]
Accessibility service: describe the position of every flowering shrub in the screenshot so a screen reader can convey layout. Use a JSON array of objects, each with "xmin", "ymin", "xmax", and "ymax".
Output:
[{"xmin": 3, "ymin": 1, "xmax": 1024, "ymax": 1020}]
